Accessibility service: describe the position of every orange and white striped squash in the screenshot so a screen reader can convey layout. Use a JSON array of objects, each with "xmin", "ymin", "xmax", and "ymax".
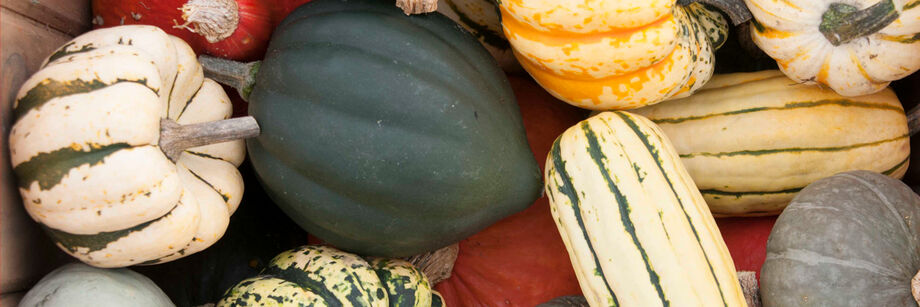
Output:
[{"xmin": 499, "ymin": 0, "xmax": 728, "ymax": 110}]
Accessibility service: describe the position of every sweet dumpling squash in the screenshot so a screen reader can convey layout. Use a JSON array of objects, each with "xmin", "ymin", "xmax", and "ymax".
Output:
[{"xmin": 8, "ymin": 25, "xmax": 247, "ymax": 267}]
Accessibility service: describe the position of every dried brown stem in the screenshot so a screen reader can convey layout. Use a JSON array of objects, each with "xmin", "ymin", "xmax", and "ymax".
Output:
[
  {"xmin": 396, "ymin": 0, "xmax": 438, "ymax": 15},
  {"xmin": 405, "ymin": 243, "xmax": 459, "ymax": 286},
  {"xmin": 159, "ymin": 117, "xmax": 260, "ymax": 162}
]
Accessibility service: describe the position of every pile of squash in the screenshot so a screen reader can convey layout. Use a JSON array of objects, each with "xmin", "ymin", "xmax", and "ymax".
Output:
[{"xmin": 9, "ymin": 0, "xmax": 920, "ymax": 306}]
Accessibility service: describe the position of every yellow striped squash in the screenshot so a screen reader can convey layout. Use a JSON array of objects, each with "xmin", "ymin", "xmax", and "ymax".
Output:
[
  {"xmin": 746, "ymin": 0, "xmax": 920, "ymax": 96},
  {"xmin": 545, "ymin": 111, "xmax": 745, "ymax": 307},
  {"xmin": 500, "ymin": 0, "xmax": 728, "ymax": 110},
  {"xmin": 8, "ymin": 25, "xmax": 245, "ymax": 267},
  {"xmin": 631, "ymin": 70, "xmax": 909, "ymax": 216}
]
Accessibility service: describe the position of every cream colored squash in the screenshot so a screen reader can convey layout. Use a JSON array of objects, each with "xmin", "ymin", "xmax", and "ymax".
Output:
[
  {"xmin": 8, "ymin": 25, "xmax": 245, "ymax": 267},
  {"xmin": 746, "ymin": 0, "xmax": 920, "ymax": 96}
]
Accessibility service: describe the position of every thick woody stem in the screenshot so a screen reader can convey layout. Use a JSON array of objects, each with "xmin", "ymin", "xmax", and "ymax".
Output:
[
  {"xmin": 405, "ymin": 243, "xmax": 459, "ymax": 286},
  {"xmin": 913, "ymin": 268, "xmax": 920, "ymax": 304},
  {"xmin": 396, "ymin": 0, "xmax": 438, "ymax": 15},
  {"xmin": 174, "ymin": 0, "xmax": 240, "ymax": 43},
  {"xmin": 677, "ymin": 0, "xmax": 752, "ymax": 25},
  {"xmin": 908, "ymin": 104, "xmax": 920, "ymax": 136},
  {"xmin": 738, "ymin": 271, "xmax": 762, "ymax": 307},
  {"xmin": 819, "ymin": 0, "xmax": 899, "ymax": 46},
  {"xmin": 198, "ymin": 55, "xmax": 260, "ymax": 101},
  {"xmin": 159, "ymin": 117, "xmax": 260, "ymax": 162}
]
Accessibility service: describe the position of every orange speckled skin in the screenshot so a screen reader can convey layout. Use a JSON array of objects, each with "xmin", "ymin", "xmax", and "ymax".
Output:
[{"xmin": 500, "ymin": 0, "xmax": 727, "ymax": 110}]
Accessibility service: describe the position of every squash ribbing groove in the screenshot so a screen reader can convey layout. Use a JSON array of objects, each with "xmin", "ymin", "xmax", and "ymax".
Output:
[
  {"xmin": 13, "ymin": 78, "xmax": 152, "ymax": 123},
  {"xmin": 650, "ymin": 99, "xmax": 904, "ymax": 124},
  {"xmin": 13, "ymin": 143, "xmax": 134, "ymax": 190},
  {"xmin": 42, "ymin": 202, "xmax": 180, "ymax": 253},
  {"xmin": 679, "ymin": 134, "xmax": 908, "ymax": 158},
  {"xmin": 613, "ymin": 112, "xmax": 730, "ymax": 307}
]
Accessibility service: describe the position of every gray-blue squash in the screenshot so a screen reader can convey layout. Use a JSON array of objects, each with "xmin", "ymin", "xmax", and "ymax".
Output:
[{"xmin": 20, "ymin": 263, "xmax": 173, "ymax": 307}]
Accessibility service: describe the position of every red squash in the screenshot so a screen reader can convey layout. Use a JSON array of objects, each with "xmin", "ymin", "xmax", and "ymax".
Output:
[
  {"xmin": 434, "ymin": 75, "xmax": 587, "ymax": 307},
  {"xmin": 92, "ymin": 0, "xmax": 273, "ymax": 61},
  {"xmin": 268, "ymin": 0, "xmax": 314, "ymax": 26},
  {"xmin": 715, "ymin": 216, "xmax": 778, "ymax": 280}
]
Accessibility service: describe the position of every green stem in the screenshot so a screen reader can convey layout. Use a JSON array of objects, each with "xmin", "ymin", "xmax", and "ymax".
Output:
[
  {"xmin": 819, "ymin": 0, "xmax": 899, "ymax": 46},
  {"xmin": 198, "ymin": 55, "xmax": 260, "ymax": 101},
  {"xmin": 677, "ymin": 0, "xmax": 752, "ymax": 25}
]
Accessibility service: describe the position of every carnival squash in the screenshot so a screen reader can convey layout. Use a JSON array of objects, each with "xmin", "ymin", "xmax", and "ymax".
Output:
[
  {"xmin": 545, "ymin": 111, "xmax": 745, "ymax": 306},
  {"xmin": 204, "ymin": 0, "xmax": 542, "ymax": 257},
  {"xmin": 500, "ymin": 0, "xmax": 728, "ymax": 110},
  {"xmin": 631, "ymin": 70, "xmax": 909, "ymax": 216},
  {"xmin": 20, "ymin": 263, "xmax": 173, "ymax": 307},
  {"xmin": 217, "ymin": 245, "xmax": 436, "ymax": 307},
  {"xmin": 436, "ymin": 0, "xmax": 519, "ymax": 71},
  {"xmin": 746, "ymin": 0, "xmax": 920, "ymax": 96},
  {"xmin": 761, "ymin": 170, "xmax": 920, "ymax": 306},
  {"xmin": 8, "ymin": 25, "xmax": 250, "ymax": 267},
  {"xmin": 434, "ymin": 75, "xmax": 584, "ymax": 307}
]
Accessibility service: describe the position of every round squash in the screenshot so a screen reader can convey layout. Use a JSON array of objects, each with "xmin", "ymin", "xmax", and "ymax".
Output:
[
  {"xmin": 20, "ymin": 263, "xmax": 173, "ymax": 307},
  {"xmin": 8, "ymin": 25, "xmax": 247, "ymax": 267},
  {"xmin": 761, "ymin": 170, "xmax": 920, "ymax": 306},
  {"xmin": 746, "ymin": 0, "xmax": 920, "ymax": 96},
  {"xmin": 436, "ymin": 0, "xmax": 519, "ymax": 72},
  {"xmin": 631, "ymin": 70, "xmax": 909, "ymax": 215},
  {"xmin": 226, "ymin": 0, "xmax": 542, "ymax": 257},
  {"xmin": 217, "ymin": 245, "xmax": 435, "ymax": 307},
  {"xmin": 500, "ymin": 0, "xmax": 728, "ymax": 110}
]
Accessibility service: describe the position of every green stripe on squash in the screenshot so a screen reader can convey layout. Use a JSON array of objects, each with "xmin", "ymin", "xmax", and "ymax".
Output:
[
  {"xmin": 679, "ymin": 134, "xmax": 908, "ymax": 158},
  {"xmin": 13, "ymin": 78, "xmax": 151, "ymax": 123},
  {"xmin": 650, "ymin": 99, "xmax": 903, "ymax": 124},
  {"xmin": 42, "ymin": 202, "xmax": 178, "ymax": 253},
  {"xmin": 14, "ymin": 143, "xmax": 132, "ymax": 190}
]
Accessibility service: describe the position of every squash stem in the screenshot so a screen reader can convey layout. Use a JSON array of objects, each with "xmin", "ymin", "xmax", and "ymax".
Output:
[
  {"xmin": 909, "ymin": 104, "xmax": 920, "ymax": 136},
  {"xmin": 159, "ymin": 117, "xmax": 260, "ymax": 162},
  {"xmin": 677, "ymin": 0, "xmax": 752, "ymax": 25},
  {"xmin": 396, "ymin": 0, "xmax": 438, "ymax": 15},
  {"xmin": 738, "ymin": 271, "xmax": 762, "ymax": 307},
  {"xmin": 198, "ymin": 55, "xmax": 260, "ymax": 101},
  {"xmin": 819, "ymin": 0, "xmax": 899, "ymax": 46},
  {"xmin": 912, "ymin": 269, "xmax": 920, "ymax": 304},
  {"xmin": 404, "ymin": 243, "xmax": 459, "ymax": 285}
]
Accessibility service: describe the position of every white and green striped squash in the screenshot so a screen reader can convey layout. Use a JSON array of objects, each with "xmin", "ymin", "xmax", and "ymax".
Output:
[
  {"xmin": 368, "ymin": 258, "xmax": 433, "ymax": 307},
  {"xmin": 631, "ymin": 70, "xmax": 909, "ymax": 216},
  {"xmin": 436, "ymin": 0, "xmax": 520, "ymax": 72},
  {"xmin": 218, "ymin": 245, "xmax": 390, "ymax": 307},
  {"xmin": 544, "ymin": 111, "xmax": 746, "ymax": 307},
  {"xmin": 8, "ymin": 25, "xmax": 245, "ymax": 267}
]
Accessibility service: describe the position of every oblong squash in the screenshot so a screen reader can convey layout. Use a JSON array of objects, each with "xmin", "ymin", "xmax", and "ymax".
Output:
[
  {"xmin": 631, "ymin": 70, "xmax": 910, "ymax": 216},
  {"xmin": 544, "ymin": 111, "xmax": 745, "ymax": 306}
]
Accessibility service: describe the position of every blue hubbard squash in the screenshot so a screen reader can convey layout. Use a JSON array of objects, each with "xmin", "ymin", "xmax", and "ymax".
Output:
[{"xmin": 200, "ymin": 0, "xmax": 542, "ymax": 257}]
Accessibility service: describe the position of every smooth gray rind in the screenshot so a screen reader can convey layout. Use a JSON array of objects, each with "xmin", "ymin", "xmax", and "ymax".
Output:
[{"xmin": 19, "ymin": 263, "xmax": 174, "ymax": 307}]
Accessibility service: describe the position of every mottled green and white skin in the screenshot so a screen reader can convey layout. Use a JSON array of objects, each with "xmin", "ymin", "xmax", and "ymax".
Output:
[
  {"xmin": 8, "ymin": 25, "xmax": 245, "ymax": 267},
  {"xmin": 762, "ymin": 170, "xmax": 920, "ymax": 307},
  {"xmin": 368, "ymin": 258, "xmax": 433, "ymax": 307},
  {"xmin": 20, "ymin": 263, "xmax": 174, "ymax": 307},
  {"xmin": 218, "ymin": 245, "xmax": 388, "ymax": 307}
]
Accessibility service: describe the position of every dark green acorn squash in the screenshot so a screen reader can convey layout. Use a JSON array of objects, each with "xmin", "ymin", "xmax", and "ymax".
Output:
[
  {"xmin": 761, "ymin": 170, "xmax": 920, "ymax": 307},
  {"xmin": 244, "ymin": 0, "xmax": 542, "ymax": 257}
]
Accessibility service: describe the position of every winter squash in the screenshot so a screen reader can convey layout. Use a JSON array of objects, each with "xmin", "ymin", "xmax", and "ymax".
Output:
[
  {"xmin": 201, "ymin": 0, "xmax": 542, "ymax": 257},
  {"xmin": 132, "ymin": 162, "xmax": 310, "ymax": 306},
  {"xmin": 760, "ymin": 170, "xmax": 920, "ymax": 306},
  {"xmin": 544, "ymin": 111, "xmax": 745, "ymax": 306},
  {"xmin": 20, "ymin": 263, "xmax": 173, "ymax": 307},
  {"xmin": 92, "ymin": 0, "xmax": 273, "ymax": 60},
  {"xmin": 746, "ymin": 0, "xmax": 920, "ymax": 96},
  {"xmin": 715, "ymin": 216, "xmax": 777, "ymax": 280},
  {"xmin": 500, "ymin": 0, "xmax": 729, "ymax": 110},
  {"xmin": 217, "ymin": 245, "xmax": 434, "ymax": 307},
  {"xmin": 631, "ymin": 70, "xmax": 909, "ymax": 216},
  {"xmin": 8, "ymin": 25, "xmax": 255, "ymax": 267},
  {"xmin": 436, "ymin": 0, "xmax": 519, "ymax": 71},
  {"xmin": 434, "ymin": 75, "xmax": 583, "ymax": 307}
]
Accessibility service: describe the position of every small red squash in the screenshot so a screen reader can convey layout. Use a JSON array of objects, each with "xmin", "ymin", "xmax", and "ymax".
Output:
[
  {"xmin": 92, "ymin": 0, "xmax": 273, "ymax": 60},
  {"xmin": 434, "ymin": 75, "xmax": 587, "ymax": 306},
  {"xmin": 715, "ymin": 216, "xmax": 777, "ymax": 280}
]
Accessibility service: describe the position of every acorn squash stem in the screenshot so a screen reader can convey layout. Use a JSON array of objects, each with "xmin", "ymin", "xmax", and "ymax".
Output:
[
  {"xmin": 908, "ymin": 104, "xmax": 920, "ymax": 136},
  {"xmin": 819, "ymin": 0, "xmax": 899, "ymax": 46},
  {"xmin": 159, "ymin": 117, "xmax": 260, "ymax": 162},
  {"xmin": 404, "ymin": 243, "xmax": 459, "ymax": 285},
  {"xmin": 396, "ymin": 0, "xmax": 438, "ymax": 15},
  {"xmin": 198, "ymin": 55, "xmax": 260, "ymax": 101},
  {"xmin": 677, "ymin": 0, "xmax": 752, "ymax": 25}
]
